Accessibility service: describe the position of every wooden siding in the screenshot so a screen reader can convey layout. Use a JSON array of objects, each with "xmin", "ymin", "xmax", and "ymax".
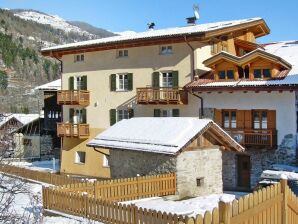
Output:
[
  {"xmin": 57, "ymin": 90, "xmax": 90, "ymax": 106},
  {"xmin": 57, "ymin": 123, "xmax": 90, "ymax": 139}
]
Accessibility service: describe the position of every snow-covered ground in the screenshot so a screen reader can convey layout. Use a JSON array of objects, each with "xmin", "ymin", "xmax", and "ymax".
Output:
[
  {"xmin": 0, "ymin": 174, "xmax": 101, "ymax": 223},
  {"xmin": 122, "ymin": 192, "xmax": 247, "ymax": 217},
  {"xmin": 11, "ymin": 159, "xmax": 60, "ymax": 173}
]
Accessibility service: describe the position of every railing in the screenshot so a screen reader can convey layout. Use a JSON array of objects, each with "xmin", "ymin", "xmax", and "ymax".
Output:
[
  {"xmin": 57, "ymin": 123, "xmax": 90, "ymax": 139},
  {"xmin": 226, "ymin": 129, "xmax": 277, "ymax": 149},
  {"xmin": 57, "ymin": 90, "xmax": 90, "ymax": 106},
  {"xmin": 136, "ymin": 87, "xmax": 188, "ymax": 104}
]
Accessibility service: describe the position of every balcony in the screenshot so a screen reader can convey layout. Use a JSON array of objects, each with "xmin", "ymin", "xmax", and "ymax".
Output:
[
  {"xmin": 57, "ymin": 123, "xmax": 90, "ymax": 139},
  {"xmin": 136, "ymin": 87, "xmax": 188, "ymax": 104},
  {"xmin": 57, "ymin": 90, "xmax": 90, "ymax": 106},
  {"xmin": 226, "ymin": 129, "xmax": 277, "ymax": 149}
]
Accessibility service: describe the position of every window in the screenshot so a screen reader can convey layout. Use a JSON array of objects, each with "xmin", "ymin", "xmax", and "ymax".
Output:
[
  {"xmin": 161, "ymin": 109, "xmax": 172, "ymax": 117},
  {"xmin": 118, "ymin": 109, "xmax": 129, "ymax": 121},
  {"xmin": 161, "ymin": 72, "xmax": 173, "ymax": 87},
  {"xmin": 117, "ymin": 49, "xmax": 128, "ymax": 58},
  {"xmin": 160, "ymin": 46, "xmax": 173, "ymax": 55},
  {"xmin": 117, "ymin": 74, "xmax": 128, "ymax": 91},
  {"xmin": 103, "ymin": 155, "xmax": 109, "ymax": 167},
  {"xmin": 253, "ymin": 111, "xmax": 268, "ymax": 129},
  {"xmin": 253, "ymin": 68, "xmax": 271, "ymax": 79},
  {"xmin": 69, "ymin": 76, "xmax": 87, "ymax": 90},
  {"xmin": 211, "ymin": 42, "xmax": 218, "ymax": 54},
  {"xmin": 74, "ymin": 54, "xmax": 84, "ymax": 62},
  {"xmin": 154, "ymin": 109, "xmax": 179, "ymax": 117},
  {"xmin": 75, "ymin": 151, "xmax": 86, "ymax": 164},
  {"xmin": 218, "ymin": 70, "xmax": 234, "ymax": 80},
  {"xmin": 223, "ymin": 110, "xmax": 237, "ymax": 129},
  {"xmin": 70, "ymin": 109, "xmax": 86, "ymax": 124}
]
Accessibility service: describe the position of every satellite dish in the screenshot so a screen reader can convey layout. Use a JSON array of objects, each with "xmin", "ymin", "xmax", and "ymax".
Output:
[{"xmin": 193, "ymin": 4, "xmax": 200, "ymax": 20}]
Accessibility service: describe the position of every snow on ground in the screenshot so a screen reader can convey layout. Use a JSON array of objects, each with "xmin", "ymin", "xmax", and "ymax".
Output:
[
  {"xmin": 0, "ymin": 174, "xmax": 102, "ymax": 223},
  {"xmin": 11, "ymin": 159, "xmax": 60, "ymax": 173},
  {"xmin": 121, "ymin": 192, "xmax": 246, "ymax": 217},
  {"xmin": 261, "ymin": 170, "xmax": 298, "ymax": 180}
]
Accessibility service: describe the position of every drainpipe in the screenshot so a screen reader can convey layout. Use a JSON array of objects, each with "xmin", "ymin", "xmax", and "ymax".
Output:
[{"xmin": 184, "ymin": 36, "xmax": 204, "ymax": 118}]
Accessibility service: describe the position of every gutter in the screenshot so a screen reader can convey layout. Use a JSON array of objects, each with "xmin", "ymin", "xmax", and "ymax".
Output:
[
  {"xmin": 54, "ymin": 56, "xmax": 63, "ymax": 73},
  {"xmin": 184, "ymin": 36, "xmax": 204, "ymax": 118}
]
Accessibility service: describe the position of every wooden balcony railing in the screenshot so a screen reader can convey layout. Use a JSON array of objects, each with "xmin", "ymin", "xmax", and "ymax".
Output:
[
  {"xmin": 226, "ymin": 129, "xmax": 277, "ymax": 149},
  {"xmin": 57, "ymin": 123, "xmax": 90, "ymax": 139},
  {"xmin": 136, "ymin": 87, "xmax": 188, "ymax": 104},
  {"xmin": 57, "ymin": 90, "xmax": 90, "ymax": 106}
]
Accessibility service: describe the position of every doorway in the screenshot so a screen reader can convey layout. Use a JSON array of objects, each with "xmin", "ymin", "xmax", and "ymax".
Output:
[{"xmin": 237, "ymin": 155, "xmax": 251, "ymax": 188}]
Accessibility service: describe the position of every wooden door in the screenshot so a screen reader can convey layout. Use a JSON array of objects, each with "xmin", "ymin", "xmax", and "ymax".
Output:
[{"xmin": 237, "ymin": 155, "xmax": 251, "ymax": 188}]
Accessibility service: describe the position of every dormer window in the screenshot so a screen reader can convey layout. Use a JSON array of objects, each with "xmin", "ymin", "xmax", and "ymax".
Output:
[
  {"xmin": 218, "ymin": 70, "xmax": 234, "ymax": 80},
  {"xmin": 117, "ymin": 49, "xmax": 128, "ymax": 58},
  {"xmin": 253, "ymin": 68, "xmax": 271, "ymax": 79},
  {"xmin": 74, "ymin": 54, "xmax": 84, "ymax": 63},
  {"xmin": 160, "ymin": 46, "xmax": 173, "ymax": 55}
]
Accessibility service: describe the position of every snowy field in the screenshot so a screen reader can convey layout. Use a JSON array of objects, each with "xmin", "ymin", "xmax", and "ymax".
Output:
[
  {"xmin": 11, "ymin": 159, "xmax": 60, "ymax": 173},
  {"xmin": 0, "ymin": 174, "xmax": 101, "ymax": 224}
]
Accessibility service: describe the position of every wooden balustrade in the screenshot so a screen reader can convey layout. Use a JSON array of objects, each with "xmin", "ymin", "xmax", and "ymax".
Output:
[
  {"xmin": 136, "ymin": 87, "xmax": 188, "ymax": 104},
  {"xmin": 57, "ymin": 90, "xmax": 90, "ymax": 106},
  {"xmin": 226, "ymin": 129, "xmax": 277, "ymax": 149},
  {"xmin": 57, "ymin": 123, "xmax": 90, "ymax": 139}
]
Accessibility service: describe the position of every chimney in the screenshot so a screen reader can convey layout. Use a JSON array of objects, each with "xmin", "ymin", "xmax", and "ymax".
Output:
[
  {"xmin": 147, "ymin": 22, "xmax": 155, "ymax": 30},
  {"xmin": 186, "ymin": 17, "xmax": 197, "ymax": 25}
]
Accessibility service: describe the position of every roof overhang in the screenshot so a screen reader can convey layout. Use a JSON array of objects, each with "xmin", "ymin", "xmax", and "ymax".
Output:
[
  {"xmin": 203, "ymin": 49, "xmax": 292, "ymax": 69},
  {"xmin": 41, "ymin": 19, "xmax": 270, "ymax": 59}
]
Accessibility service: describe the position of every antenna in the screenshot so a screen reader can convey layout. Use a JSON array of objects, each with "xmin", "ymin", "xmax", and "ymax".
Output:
[{"xmin": 193, "ymin": 4, "xmax": 200, "ymax": 20}]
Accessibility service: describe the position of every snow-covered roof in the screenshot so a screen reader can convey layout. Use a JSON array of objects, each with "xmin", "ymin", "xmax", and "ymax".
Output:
[
  {"xmin": 186, "ymin": 40, "xmax": 298, "ymax": 89},
  {"xmin": 261, "ymin": 170, "xmax": 298, "ymax": 181},
  {"xmin": 42, "ymin": 17, "xmax": 265, "ymax": 52},
  {"xmin": 87, "ymin": 117, "xmax": 244, "ymax": 155},
  {"xmin": 34, "ymin": 79, "xmax": 61, "ymax": 91},
  {"xmin": 0, "ymin": 113, "xmax": 40, "ymax": 129}
]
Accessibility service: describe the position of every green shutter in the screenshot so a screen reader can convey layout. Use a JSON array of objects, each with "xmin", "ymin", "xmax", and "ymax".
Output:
[
  {"xmin": 69, "ymin": 77, "xmax": 74, "ymax": 90},
  {"xmin": 69, "ymin": 108, "xmax": 74, "ymax": 123},
  {"xmin": 110, "ymin": 74, "xmax": 116, "ymax": 91},
  {"xmin": 110, "ymin": 109, "xmax": 116, "ymax": 126},
  {"xmin": 82, "ymin": 109, "xmax": 87, "ymax": 123},
  {"xmin": 172, "ymin": 71, "xmax": 179, "ymax": 87},
  {"xmin": 127, "ymin": 73, "xmax": 133, "ymax": 91},
  {"xmin": 152, "ymin": 72, "xmax": 160, "ymax": 88},
  {"xmin": 129, "ymin": 109, "xmax": 134, "ymax": 118},
  {"xmin": 154, "ymin": 109, "xmax": 161, "ymax": 117},
  {"xmin": 81, "ymin": 76, "xmax": 87, "ymax": 90},
  {"xmin": 172, "ymin": 109, "xmax": 180, "ymax": 117}
]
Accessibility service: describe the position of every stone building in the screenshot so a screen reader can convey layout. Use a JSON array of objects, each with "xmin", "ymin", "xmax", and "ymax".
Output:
[{"xmin": 88, "ymin": 117, "xmax": 244, "ymax": 197}]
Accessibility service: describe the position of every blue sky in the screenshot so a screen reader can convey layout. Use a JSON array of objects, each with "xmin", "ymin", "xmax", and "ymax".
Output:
[{"xmin": 1, "ymin": 0, "xmax": 297, "ymax": 43}]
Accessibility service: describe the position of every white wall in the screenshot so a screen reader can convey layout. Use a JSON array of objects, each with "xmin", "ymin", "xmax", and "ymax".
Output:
[{"xmin": 194, "ymin": 91, "xmax": 296, "ymax": 144}]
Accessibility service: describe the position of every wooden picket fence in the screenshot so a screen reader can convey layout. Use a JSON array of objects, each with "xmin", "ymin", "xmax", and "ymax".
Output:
[
  {"xmin": 0, "ymin": 164, "xmax": 85, "ymax": 186},
  {"xmin": 59, "ymin": 173, "xmax": 177, "ymax": 202},
  {"xmin": 42, "ymin": 179, "xmax": 298, "ymax": 224}
]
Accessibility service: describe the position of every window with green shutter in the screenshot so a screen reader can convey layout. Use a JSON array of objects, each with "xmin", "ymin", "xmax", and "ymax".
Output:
[
  {"xmin": 172, "ymin": 109, "xmax": 180, "ymax": 117},
  {"xmin": 69, "ymin": 108, "xmax": 74, "ymax": 123},
  {"xmin": 81, "ymin": 76, "xmax": 87, "ymax": 90},
  {"xmin": 82, "ymin": 109, "xmax": 87, "ymax": 123},
  {"xmin": 172, "ymin": 71, "xmax": 179, "ymax": 87},
  {"xmin": 152, "ymin": 72, "xmax": 160, "ymax": 88},
  {"xmin": 69, "ymin": 77, "xmax": 74, "ymax": 90},
  {"xmin": 110, "ymin": 74, "xmax": 116, "ymax": 91},
  {"xmin": 110, "ymin": 109, "xmax": 116, "ymax": 126},
  {"xmin": 154, "ymin": 109, "xmax": 161, "ymax": 117},
  {"xmin": 127, "ymin": 73, "xmax": 133, "ymax": 91}
]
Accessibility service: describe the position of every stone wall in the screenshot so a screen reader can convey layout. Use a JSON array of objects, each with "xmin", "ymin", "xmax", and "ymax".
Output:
[
  {"xmin": 176, "ymin": 147, "xmax": 222, "ymax": 198},
  {"xmin": 109, "ymin": 149, "xmax": 177, "ymax": 179},
  {"xmin": 222, "ymin": 151, "xmax": 238, "ymax": 190}
]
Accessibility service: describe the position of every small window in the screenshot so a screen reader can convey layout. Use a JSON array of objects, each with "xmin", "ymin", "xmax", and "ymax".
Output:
[
  {"xmin": 254, "ymin": 69, "xmax": 262, "ymax": 79},
  {"xmin": 227, "ymin": 70, "xmax": 234, "ymax": 79},
  {"xmin": 103, "ymin": 155, "xmax": 109, "ymax": 167},
  {"xmin": 117, "ymin": 74, "xmax": 128, "ymax": 91},
  {"xmin": 160, "ymin": 46, "xmax": 173, "ymax": 55},
  {"xmin": 253, "ymin": 110, "xmax": 268, "ymax": 129},
  {"xmin": 118, "ymin": 109, "xmax": 129, "ymax": 121},
  {"xmin": 117, "ymin": 49, "xmax": 128, "ymax": 58},
  {"xmin": 218, "ymin": 71, "xmax": 226, "ymax": 79},
  {"xmin": 263, "ymin": 69, "xmax": 271, "ymax": 78},
  {"xmin": 74, "ymin": 54, "xmax": 84, "ymax": 62},
  {"xmin": 75, "ymin": 151, "xmax": 86, "ymax": 164},
  {"xmin": 223, "ymin": 110, "xmax": 237, "ymax": 129}
]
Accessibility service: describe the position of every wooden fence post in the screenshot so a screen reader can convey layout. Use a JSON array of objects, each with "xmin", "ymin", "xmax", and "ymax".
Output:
[
  {"xmin": 131, "ymin": 204, "xmax": 138, "ymax": 224},
  {"xmin": 219, "ymin": 201, "xmax": 231, "ymax": 224},
  {"xmin": 281, "ymin": 179, "xmax": 288, "ymax": 224}
]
